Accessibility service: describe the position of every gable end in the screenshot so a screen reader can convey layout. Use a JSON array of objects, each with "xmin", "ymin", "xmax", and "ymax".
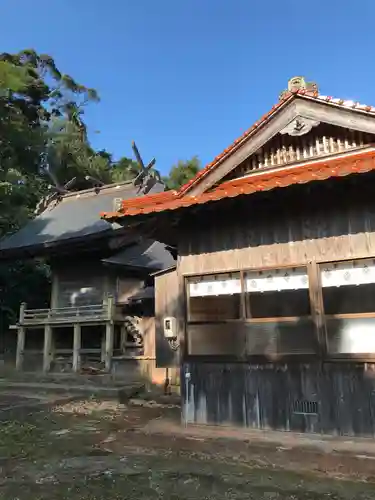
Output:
[
  {"xmin": 216, "ymin": 123, "xmax": 375, "ymax": 186},
  {"xmin": 187, "ymin": 94, "xmax": 375, "ymax": 196}
]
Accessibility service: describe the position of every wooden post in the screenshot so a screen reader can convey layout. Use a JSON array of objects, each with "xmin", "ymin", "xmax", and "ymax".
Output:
[
  {"xmin": 16, "ymin": 327, "xmax": 25, "ymax": 371},
  {"xmin": 104, "ymin": 294, "xmax": 115, "ymax": 371},
  {"xmin": 16, "ymin": 302, "xmax": 26, "ymax": 371},
  {"xmin": 72, "ymin": 323, "xmax": 81, "ymax": 372},
  {"xmin": 101, "ymin": 331, "xmax": 106, "ymax": 363},
  {"xmin": 307, "ymin": 261, "xmax": 327, "ymax": 355},
  {"xmin": 120, "ymin": 324, "xmax": 127, "ymax": 354},
  {"xmin": 106, "ymin": 294, "xmax": 114, "ymax": 320},
  {"xmin": 43, "ymin": 324, "xmax": 53, "ymax": 373},
  {"xmin": 104, "ymin": 322, "xmax": 114, "ymax": 372}
]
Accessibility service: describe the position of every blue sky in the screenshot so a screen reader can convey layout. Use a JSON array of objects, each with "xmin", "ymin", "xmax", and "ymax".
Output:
[{"xmin": 1, "ymin": 0, "xmax": 375, "ymax": 175}]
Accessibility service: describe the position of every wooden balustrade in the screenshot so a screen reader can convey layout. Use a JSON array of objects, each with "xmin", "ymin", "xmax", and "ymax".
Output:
[
  {"xmin": 20, "ymin": 302, "xmax": 113, "ymax": 326},
  {"xmin": 14, "ymin": 295, "xmax": 127, "ymax": 374}
]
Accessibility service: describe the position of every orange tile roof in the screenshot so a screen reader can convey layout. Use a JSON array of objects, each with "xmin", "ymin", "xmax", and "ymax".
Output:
[
  {"xmin": 101, "ymin": 89, "xmax": 375, "ymax": 221},
  {"xmin": 178, "ymin": 90, "xmax": 375, "ymax": 196},
  {"xmin": 101, "ymin": 150, "xmax": 375, "ymax": 220}
]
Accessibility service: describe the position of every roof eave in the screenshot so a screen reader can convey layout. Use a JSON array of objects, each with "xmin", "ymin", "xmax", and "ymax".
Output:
[
  {"xmin": 0, "ymin": 226, "xmax": 126, "ymax": 261},
  {"xmin": 101, "ymin": 149, "xmax": 375, "ymax": 221}
]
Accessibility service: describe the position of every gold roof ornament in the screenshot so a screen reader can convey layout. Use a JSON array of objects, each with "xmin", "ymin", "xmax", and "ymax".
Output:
[{"xmin": 279, "ymin": 76, "xmax": 319, "ymax": 100}]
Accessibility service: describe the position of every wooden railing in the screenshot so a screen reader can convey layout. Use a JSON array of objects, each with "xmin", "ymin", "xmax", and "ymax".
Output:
[{"xmin": 19, "ymin": 297, "xmax": 114, "ymax": 326}]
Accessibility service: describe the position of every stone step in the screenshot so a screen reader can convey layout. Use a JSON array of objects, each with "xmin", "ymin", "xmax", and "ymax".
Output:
[{"xmin": 0, "ymin": 380, "xmax": 144, "ymax": 398}]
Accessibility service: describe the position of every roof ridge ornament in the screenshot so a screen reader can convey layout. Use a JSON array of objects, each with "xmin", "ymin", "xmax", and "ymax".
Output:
[
  {"xmin": 34, "ymin": 172, "xmax": 77, "ymax": 216},
  {"xmin": 131, "ymin": 141, "xmax": 162, "ymax": 195},
  {"xmin": 279, "ymin": 76, "xmax": 319, "ymax": 101}
]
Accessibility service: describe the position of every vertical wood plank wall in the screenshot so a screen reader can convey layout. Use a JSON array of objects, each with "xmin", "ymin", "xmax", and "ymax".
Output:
[
  {"xmin": 181, "ymin": 362, "xmax": 375, "ymax": 436},
  {"xmin": 154, "ymin": 269, "xmax": 181, "ymax": 368}
]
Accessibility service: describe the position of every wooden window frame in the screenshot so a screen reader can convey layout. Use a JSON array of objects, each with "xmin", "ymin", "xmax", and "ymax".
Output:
[
  {"xmin": 186, "ymin": 271, "xmax": 243, "ymax": 324},
  {"xmin": 317, "ymin": 257, "xmax": 375, "ymax": 362},
  {"xmin": 184, "ymin": 258, "xmax": 375, "ymax": 363},
  {"xmin": 184, "ymin": 264, "xmax": 319, "ymax": 360},
  {"xmin": 242, "ymin": 266, "xmax": 312, "ymax": 324},
  {"xmin": 185, "ymin": 265, "xmax": 314, "ymax": 324}
]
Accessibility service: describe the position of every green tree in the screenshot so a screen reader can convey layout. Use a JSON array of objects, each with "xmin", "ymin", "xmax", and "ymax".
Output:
[
  {"xmin": 0, "ymin": 58, "xmax": 51, "ymax": 336},
  {"xmin": 110, "ymin": 156, "xmax": 141, "ymax": 183},
  {"xmin": 163, "ymin": 156, "xmax": 201, "ymax": 190},
  {"xmin": 0, "ymin": 50, "xmax": 154, "ymax": 338},
  {"xmin": 0, "ymin": 59, "xmax": 45, "ymax": 234},
  {"xmin": 0, "ymin": 50, "xmax": 98, "ymax": 191},
  {"xmin": 0, "ymin": 50, "xmax": 105, "ymax": 340}
]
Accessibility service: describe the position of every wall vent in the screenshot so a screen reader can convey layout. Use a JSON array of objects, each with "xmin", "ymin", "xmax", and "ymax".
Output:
[{"xmin": 292, "ymin": 400, "xmax": 318, "ymax": 415}]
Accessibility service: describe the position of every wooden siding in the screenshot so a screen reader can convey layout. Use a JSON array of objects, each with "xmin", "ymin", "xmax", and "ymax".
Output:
[
  {"xmin": 182, "ymin": 361, "xmax": 375, "ymax": 436},
  {"xmin": 179, "ymin": 175, "xmax": 375, "ymax": 275},
  {"xmin": 154, "ymin": 269, "xmax": 181, "ymax": 367},
  {"xmin": 140, "ymin": 317, "xmax": 156, "ymax": 358}
]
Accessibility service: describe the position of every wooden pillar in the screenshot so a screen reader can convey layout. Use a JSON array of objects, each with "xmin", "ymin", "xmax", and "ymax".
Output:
[
  {"xmin": 120, "ymin": 324, "xmax": 127, "ymax": 354},
  {"xmin": 105, "ymin": 294, "xmax": 115, "ymax": 320},
  {"xmin": 16, "ymin": 302, "xmax": 26, "ymax": 371},
  {"xmin": 43, "ymin": 324, "xmax": 53, "ymax": 373},
  {"xmin": 16, "ymin": 327, "xmax": 25, "ymax": 371},
  {"xmin": 104, "ymin": 322, "xmax": 114, "ymax": 372},
  {"xmin": 101, "ymin": 330, "xmax": 106, "ymax": 363},
  {"xmin": 104, "ymin": 294, "xmax": 115, "ymax": 370},
  {"xmin": 72, "ymin": 323, "xmax": 81, "ymax": 372}
]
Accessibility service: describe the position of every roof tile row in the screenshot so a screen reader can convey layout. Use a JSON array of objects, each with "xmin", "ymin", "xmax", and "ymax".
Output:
[{"xmin": 100, "ymin": 150, "xmax": 375, "ymax": 219}]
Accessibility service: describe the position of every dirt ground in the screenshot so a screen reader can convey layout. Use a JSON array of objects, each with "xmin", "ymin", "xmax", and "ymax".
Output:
[{"xmin": 1, "ymin": 397, "xmax": 375, "ymax": 499}]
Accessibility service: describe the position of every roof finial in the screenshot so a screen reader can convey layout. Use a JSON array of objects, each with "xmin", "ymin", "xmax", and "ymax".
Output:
[{"xmin": 279, "ymin": 76, "xmax": 319, "ymax": 100}]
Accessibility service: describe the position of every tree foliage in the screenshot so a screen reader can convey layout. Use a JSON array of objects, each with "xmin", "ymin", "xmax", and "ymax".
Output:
[
  {"xmin": 163, "ymin": 156, "xmax": 201, "ymax": 191},
  {"xmin": 0, "ymin": 49, "xmax": 201, "ymax": 341}
]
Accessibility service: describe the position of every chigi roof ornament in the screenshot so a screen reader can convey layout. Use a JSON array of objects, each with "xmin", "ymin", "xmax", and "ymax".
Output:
[
  {"xmin": 279, "ymin": 76, "xmax": 319, "ymax": 101},
  {"xmin": 131, "ymin": 141, "xmax": 162, "ymax": 195}
]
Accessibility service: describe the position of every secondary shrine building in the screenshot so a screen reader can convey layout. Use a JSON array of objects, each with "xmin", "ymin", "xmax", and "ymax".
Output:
[{"xmin": 0, "ymin": 176, "xmax": 176, "ymax": 384}]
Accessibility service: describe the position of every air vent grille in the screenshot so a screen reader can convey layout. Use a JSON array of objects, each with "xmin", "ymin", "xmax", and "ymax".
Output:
[{"xmin": 292, "ymin": 400, "xmax": 318, "ymax": 415}]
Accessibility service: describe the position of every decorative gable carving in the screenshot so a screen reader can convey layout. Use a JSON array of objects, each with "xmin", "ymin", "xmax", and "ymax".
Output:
[
  {"xmin": 216, "ymin": 124, "xmax": 375, "ymax": 186},
  {"xmin": 280, "ymin": 117, "xmax": 320, "ymax": 137}
]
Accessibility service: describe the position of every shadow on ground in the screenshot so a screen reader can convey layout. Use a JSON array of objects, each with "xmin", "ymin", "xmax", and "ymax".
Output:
[{"xmin": 0, "ymin": 397, "xmax": 374, "ymax": 499}]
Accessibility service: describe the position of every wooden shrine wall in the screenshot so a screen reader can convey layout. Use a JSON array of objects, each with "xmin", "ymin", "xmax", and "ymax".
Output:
[
  {"xmin": 181, "ymin": 362, "xmax": 375, "ymax": 436},
  {"xmin": 178, "ymin": 174, "xmax": 375, "ymax": 275}
]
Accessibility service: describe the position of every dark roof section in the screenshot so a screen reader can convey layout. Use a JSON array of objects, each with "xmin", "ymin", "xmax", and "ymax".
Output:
[
  {"xmin": 0, "ymin": 181, "xmax": 165, "ymax": 257},
  {"xmin": 102, "ymin": 239, "xmax": 176, "ymax": 271},
  {"xmin": 127, "ymin": 286, "xmax": 155, "ymax": 302}
]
